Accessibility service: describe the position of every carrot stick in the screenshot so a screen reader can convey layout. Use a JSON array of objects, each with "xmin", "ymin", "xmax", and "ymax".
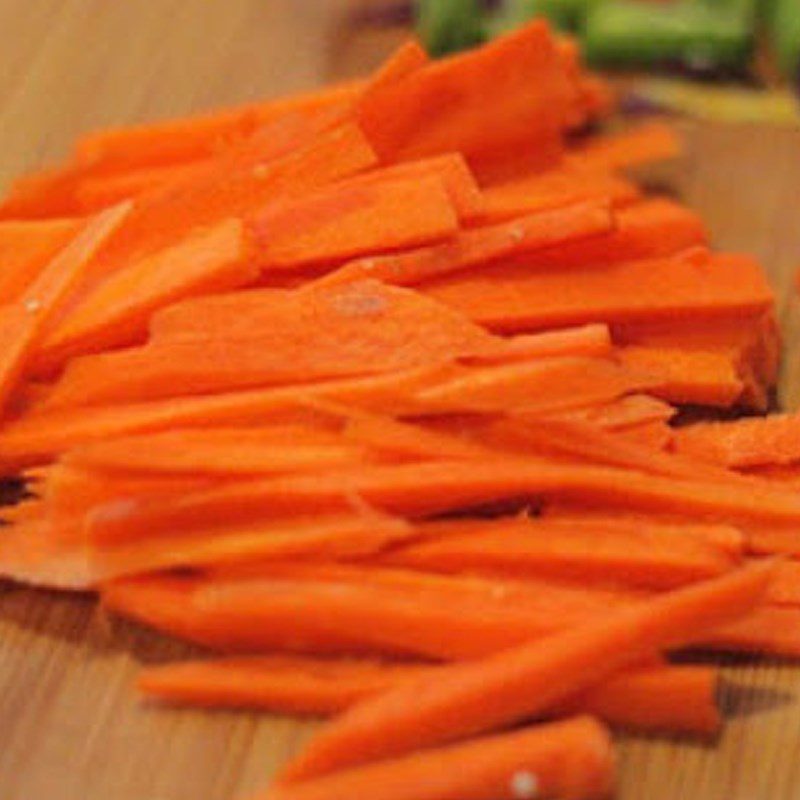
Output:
[
  {"xmin": 615, "ymin": 420, "xmax": 673, "ymax": 451},
  {"xmin": 251, "ymin": 177, "xmax": 460, "ymax": 271},
  {"xmin": 341, "ymin": 153, "xmax": 485, "ymax": 222},
  {"xmin": 261, "ymin": 717, "xmax": 615, "ymax": 800},
  {"xmin": 313, "ymin": 202, "xmax": 612, "ymax": 288},
  {"xmin": 550, "ymin": 394, "xmax": 676, "ymax": 431},
  {"xmin": 673, "ymin": 413, "xmax": 800, "ymax": 469},
  {"xmin": 463, "ymin": 325, "xmax": 613, "ymax": 364},
  {"xmin": 0, "ymin": 163, "xmax": 83, "ymax": 219},
  {"xmin": 36, "ymin": 218, "xmax": 256, "ymax": 366},
  {"xmin": 705, "ymin": 605, "xmax": 800, "ymax": 659},
  {"xmin": 569, "ymin": 122, "xmax": 681, "ymax": 171},
  {"xmin": 422, "ymin": 250, "xmax": 774, "ymax": 333},
  {"xmin": 0, "ymin": 219, "xmax": 83, "ymax": 304},
  {"xmin": 479, "ymin": 168, "xmax": 639, "ymax": 224},
  {"xmin": 766, "ymin": 561, "xmax": 800, "ymax": 606},
  {"xmin": 379, "ymin": 515, "xmax": 740, "ymax": 589},
  {"xmin": 0, "ymin": 202, "xmax": 131, "ymax": 416},
  {"xmin": 137, "ymin": 656, "xmax": 720, "ymax": 736},
  {"xmin": 277, "ymin": 561, "xmax": 771, "ymax": 781}
]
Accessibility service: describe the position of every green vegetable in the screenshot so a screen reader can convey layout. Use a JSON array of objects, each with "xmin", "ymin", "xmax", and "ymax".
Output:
[
  {"xmin": 488, "ymin": 0, "xmax": 589, "ymax": 34},
  {"xmin": 415, "ymin": 0, "xmax": 484, "ymax": 57},
  {"xmin": 768, "ymin": 0, "xmax": 800, "ymax": 79}
]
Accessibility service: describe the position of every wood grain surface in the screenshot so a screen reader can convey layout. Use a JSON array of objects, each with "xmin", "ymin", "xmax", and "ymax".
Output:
[{"xmin": 1, "ymin": 2, "xmax": 800, "ymax": 799}]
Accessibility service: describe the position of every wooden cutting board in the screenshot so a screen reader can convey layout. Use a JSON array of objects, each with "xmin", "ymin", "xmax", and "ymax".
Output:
[{"xmin": 2, "ymin": 2, "xmax": 800, "ymax": 798}]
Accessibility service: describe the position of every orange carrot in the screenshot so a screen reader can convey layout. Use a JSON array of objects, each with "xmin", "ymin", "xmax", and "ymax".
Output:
[
  {"xmin": 341, "ymin": 153, "xmax": 485, "ymax": 222},
  {"xmin": 423, "ymin": 250, "xmax": 774, "ymax": 333},
  {"xmin": 550, "ymin": 394, "xmax": 676, "ymax": 431},
  {"xmin": 314, "ymin": 202, "xmax": 612, "ymax": 288},
  {"xmin": 137, "ymin": 655, "xmax": 719, "ymax": 736},
  {"xmin": 569, "ymin": 122, "xmax": 681, "ymax": 171},
  {"xmin": 37, "ymin": 218, "xmax": 256, "ymax": 366},
  {"xmin": 705, "ymin": 605, "xmax": 800, "ymax": 659},
  {"xmin": 43, "ymin": 282, "xmax": 497, "ymax": 409},
  {"xmin": 357, "ymin": 22, "xmax": 571, "ymax": 171},
  {"xmin": 673, "ymin": 413, "xmax": 800, "ymax": 469},
  {"xmin": 0, "ymin": 163, "xmax": 83, "ymax": 219},
  {"xmin": 262, "ymin": 717, "xmax": 615, "ymax": 800},
  {"xmin": 464, "ymin": 325, "xmax": 613, "ymax": 364},
  {"xmin": 480, "ymin": 167, "xmax": 639, "ymax": 224},
  {"xmin": 379, "ymin": 515, "xmax": 740, "ymax": 589},
  {"xmin": 0, "ymin": 202, "xmax": 131, "ymax": 415},
  {"xmin": 0, "ymin": 219, "xmax": 83, "ymax": 303},
  {"xmin": 615, "ymin": 420, "xmax": 673, "ymax": 451},
  {"xmin": 278, "ymin": 561, "xmax": 771, "ymax": 781},
  {"xmin": 766, "ymin": 561, "xmax": 800, "ymax": 606},
  {"xmin": 619, "ymin": 346, "xmax": 747, "ymax": 409},
  {"xmin": 250, "ymin": 177, "xmax": 460, "ymax": 271}
]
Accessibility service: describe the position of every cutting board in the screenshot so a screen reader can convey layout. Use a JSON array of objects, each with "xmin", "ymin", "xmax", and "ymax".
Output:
[{"xmin": 2, "ymin": 2, "xmax": 800, "ymax": 798}]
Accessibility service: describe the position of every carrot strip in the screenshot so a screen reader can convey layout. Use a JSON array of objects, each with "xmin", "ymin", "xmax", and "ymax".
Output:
[
  {"xmin": 550, "ymin": 394, "xmax": 677, "ymax": 431},
  {"xmin": 0, "ymin": 219, "xmax": 83, "ymax": 304},
  {"xmin": 137, "ymin": 656, "xmax": 719, "ymax": 736},
  {"xmin": 479, "ymin": 167, "xmax": 639, "ymax": 224},
  {"xmin": 0, "ymin": 202, "xmax": 131, "ymax": 415},
  {"xmin": 619, "ymin": 346, "xmax": 745, "ymax": 408},
  {"xmin": 423, "ymin": 251, "xmax": 774, "ymax": 333},
  {"xmin": 43, "ymin": 282, "xmax": 496, "ymax": 409},
  {"xmin": 73, "ymin": 80, "xmax": 364, "ymax": 174},
  {"xmin": 0, "ymin": 163, "xmax": 83, "ymax": 219},
  {"xmin": 278, "ymin": 561, "xmax": 771, "ymax": 781},
  {"xmin": 569, "ymin": 122, "xmax": 681, "ymax": 171},
  {"xmin": 251, "ymin": 177, "xmax": 460, "ymax": 271},
  {"xmin": 341, "ymin": 153, "xmax": 485, "ymax": 222},
  {"xmin": 314, "ymin": 202, "xmax": 612, "ymax": 288},
  {"xmin": 673, "ymin": 413, "xmax": 800, "ymax": 470},
  {"xmin": 262, "ymin": 717, "xmax": 615, "ymax": 800},
  {"xmin": 766, "ymin": 561, "xmax": 800, "ymax": 606},
  {"xmin": 357, "ymin": 22, "xmax": 570, "ymax": 170},
  {"xmin": 705, "ymin": 605, "xmax": 800, "ymax": 659},
  {"xmin": 615, "ymin": 420, "xmax": 673, "ymax": 451},
  {"xmin": 37, "ymin": 218, "xmax": 256, "ymax": 366},
  {"xmin": 379, "ymin": 515, "xmax": 740, "ymax": 589}
]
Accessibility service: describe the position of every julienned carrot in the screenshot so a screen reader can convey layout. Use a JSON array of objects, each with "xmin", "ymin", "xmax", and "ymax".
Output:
[
  {"xmin": 313, "ymin": 202, "xmax": 612, "ymax": 288},
  {"xmin": 261, "ymin": 717, "xmax": 615, "ymax": 800},
  {"xmin": 705, "ymin": 605, "xmax": 800, "ymax": 658},
  {"xmin": 90, "ymin": 512, "xmax": 414, "ymax": 582},
  {"xmin": 137, "ymin": 655, "xmax": 720, "ymax": 736},
  {"xmin": 498, "ymin": 198, "xmax": 708, "ymax": 269},
  {"xmin": 342, "ymin": 153, "xmax": 485, "ymax": 222},
  {"xmin": 76, "ymin": 122, "xmax": 377, "ymax": 293},
  {"xmin": 357, "ymin": 22, "xmax": 570, "ymax": 170},
  {"xmin": 673, "ymin": 413, "xmax": 800, "ymax": 469},
  {"xmin": 379, "ymin": 515, "xmax": 740, "ymax": 589},
  {"xmin": 63, "ymin": 426, "xmax": 371, "ymax": 477},
  {"xmin": 43, "ymin": 282, "xmax": 499, "ymax": 409},
  {"xmin": 568, "ymin": 122, "xmax": 681, "ymax": 171},
  {"xmin": 463, "ymin": 325, "xmax": 613, "ymax": 364},
  {"xmin": 766, "ymin": 561, "xmax": 800, "ymax": 606},
  {"xmin": 615, "ymin": 420, "xmax": 673, "ymax": 451},
  {"xmin": 550, "ymin": 394, "xmax": 676, "ymax": 431},
  {"xmin": 73, "ymin": 80, "xmax": 365, "ymax": 174},
  {"xmin": 0, "ymin": 219, "xmax": 83, "ymax": 303},
  {"xmin": 74, "ymin": 162, "xmax": 207, "ymax": 212},
  {"xmin": 277, "ymin": 561, "xmax": 772, "ymax": 781},
  {"xmin": 423, "ymin": 251, "xmax": 774, "ymax": 333},
  {"xmin": 479, "ymin": 168, "xmax": 639, "ymax": 224},
  {"xmin": 102, "ymin": 568, "xmax": 627, "ymax": 658},
  {"xmin": 0, "ymin": 202, "xmax": 131, "ymax": 416},
  {"xmin": 0, "ymin": 367, "xmax": 443, "ymax": 471},
  {"xmin": 37, "ymin": 218, "xmax": 256, "ymax": 367},
  {"xmin": 0, "ymin": 163, "xmax": 83, "ymax": 219},
  {"xmin": 87, "ymin": 457, "xmax": 800, "ymax": 551},
  {"xmin": 618, "ymin": 346, "xmax": 746, "ymax": 408},
  {"xmin": 250, "ymin": 177, "xmax": 460, "ymax": 271}
]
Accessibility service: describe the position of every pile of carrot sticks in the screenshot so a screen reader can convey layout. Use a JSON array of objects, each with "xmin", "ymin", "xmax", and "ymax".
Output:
[{"xmin": 0, "ymin": 20, "xmax": 797, "ymax": 800}]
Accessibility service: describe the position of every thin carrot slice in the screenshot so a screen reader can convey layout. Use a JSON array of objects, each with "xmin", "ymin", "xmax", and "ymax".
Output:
[
  {"xmin": 379, "ymin": 515, "xmax": 740, "ymax": 589},
  {"xmin": 251, "ymin": 177, "xmax": 460, "ymax": 271},
  {"xmin": 766, "ymin": 561, "xmax": 800, "ymax": 606},
  {"xmin": 464, "ymin": 325, "xmax": 613, "ymax": 364},
  {"xmin": 277, "ymin": 561, "xmax": 771, "ymax": 781},
  {"xmin": 73, "ymin": 80, "xmax": 364, "ymax": 174},
  {"xmin": 341, "ymin": 153, "xmax": 485, "ymax": 222},
  {"xmin": 673, "ymin": 413, "xmax": 800, "ymax": 469},
  {"xmin": 314, "ymin": 202, "xmax": 612, "ymax": 288},
  {"xmin": 0, "ymin": 219, "xmax": 82, "ymax": 303},
  {"xmin": 0, "ymin": 202, "xmax": 131, "ymax": 415},
  {"xmin": 705, "ymin": 605, "xmax": 800, "ymax": 659},
  {"xmin": 357, "ymin": 22, "xmax": 571, "ymax": 170},
  {"xmin": 0, "ymin": 367, "xmax": 442, "ymax": 472},
  {"xmin": 37, "ymin": 218, "xmax": 256, "ymax": 365},
  {"xmin": 0, "ymin": 163, "xmax": 83, "ymax": 219},
  {"xmin": 43, "ymin": 282, "xmax": 496, "ymax": 409},
  {"xmin": 619, "ymin": 346, "xmax": 745, "ymax": 408},
  {"xmin": 550, "ymin": 394, "xmax": 677, "ymax": 431},
  {"xmin": 262, "ymin": 717, "xmax": 615, "ymax": 800},
  {"xmin": 423, "ymin": 251, "xmax": 774, "ymax": 333},
  {"xmin": 137, "ymin": 656, "xmax": 719, "ymax": 736},
  {"xmin": 480, "ymin": 167, "xmax": 639, "ymax": 224},
  {"xmin": 569, "ymin": 122, "xmax": 681, "ymax": 171},
  {"xmin": 615, "ymin": 420, "xmax": 673, "ymax": 451}
]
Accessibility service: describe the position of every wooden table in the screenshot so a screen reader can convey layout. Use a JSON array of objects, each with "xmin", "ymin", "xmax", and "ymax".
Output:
[{"xmin": 2, "ymin": 2, "xmax": 800, "ymax": 798}]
